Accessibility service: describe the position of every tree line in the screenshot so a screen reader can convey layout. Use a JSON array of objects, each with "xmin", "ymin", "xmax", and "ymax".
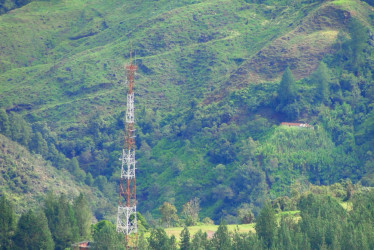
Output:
[
  {"xmin": 1, "ymin": 181, "xmax": 373, "ymax": 249},
  {"xmin": 0, "ymin": 193, "xmax": 93, "ymax": 250},
  {"xmin": 139, "ymin": 189, "xmax": 374, "ymax": 250}
]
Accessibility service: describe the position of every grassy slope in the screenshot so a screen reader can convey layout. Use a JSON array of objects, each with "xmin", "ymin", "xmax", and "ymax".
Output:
[
  {"xmin": 0, "ymin": 0, "xmax": 322, "ymax": 128},
  {"xmin": 0, "ymin": 134, "xmax": 110, "ymax": 215},
  {"xmin": 206, "ymin": 0, "xmax": 374, "ymax": 102},
  {"xmin": 1, "ymin": 0, "xmax": 371, "ymax": 127}
]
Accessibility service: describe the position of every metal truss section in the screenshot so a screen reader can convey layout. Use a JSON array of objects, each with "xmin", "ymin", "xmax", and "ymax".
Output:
[
  {"xmin": 126, "ymin": 93, "xmax": 134, "ymax": 123},
  {"xmin": 116, "ymin": 205, "xmax": 137, "ymax": 235},
  {"xmin": 120, "ymin": 149, "xmax": 136, "ymax": 179}
]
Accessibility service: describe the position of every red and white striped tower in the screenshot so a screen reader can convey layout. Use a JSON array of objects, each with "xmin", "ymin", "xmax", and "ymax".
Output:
[{"xmin": 116, "ymin": 54, "xmax": 138, "ymax": 249}]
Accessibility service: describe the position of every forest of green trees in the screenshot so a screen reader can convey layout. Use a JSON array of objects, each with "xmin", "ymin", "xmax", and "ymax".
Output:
[{"xmin": 1, "ymin": 187, "xmax": 374, "ymax": 249}]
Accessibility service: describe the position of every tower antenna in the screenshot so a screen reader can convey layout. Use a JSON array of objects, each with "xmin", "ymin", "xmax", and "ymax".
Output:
[{"xmin": 116, "ymin": 50, "xmax": 138, "ymax": 249}]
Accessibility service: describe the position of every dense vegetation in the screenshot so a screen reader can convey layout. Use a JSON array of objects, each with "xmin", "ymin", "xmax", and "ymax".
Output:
[
  {"xmin": 0, "ymin": 0, "xmax": 373, "ymax": 248},
  {"xmin": 1, "ymin": 186, "xmax": 374, "ymax": 249}
]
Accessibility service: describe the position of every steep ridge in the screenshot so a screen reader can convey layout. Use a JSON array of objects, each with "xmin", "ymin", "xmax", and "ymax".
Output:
[
  {"xmin": 205, "ymin": 0, "xmax": 373, "ymax": 104},
  {"xmin": 0, "ymin": 134, "xmax": 110, "ymax": 215}
]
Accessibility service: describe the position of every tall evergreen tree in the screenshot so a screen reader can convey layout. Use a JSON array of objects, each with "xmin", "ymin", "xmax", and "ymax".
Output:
[
  {"xmin": 70, "ymin": 157, "xmax": 86, "ymax": 182},
  {"xmin": 73, "ymin": 193, "xmax": 92, "ymax": 240},
  {"xmin": 8, "ymin": 112, "xmax": 31, "ymax": 146},
  {"xmin": 191, "ymin": 230, "xmax": 209, "ymax": 250},
  {"xmin": 85, "ymin": 173, "xmax": 94, "ymax": 186},
  {"xmin": 92, "ymin": 221, "xmax": 125, "ymax": 250},
  {"xmin": 255, "ymin": 202, "xmax": 276, "ymax": 248},
  {"xmin": 0, "ymin": 196, "xmax": 15, "ymax": 250},
  {"xmin": 348, "ymin": 18, "xmax": 367, "ymax": 74},
  {"xmin": 47, "ymin": 143, "xmax": 59, "ymax": 162},
  {"xmin": 30, "ymin": 132, "xmax": 48, "ymax": 156},
  {"xmin": 299, "ymin": 194, "xmax": 346, "ymax": 250},
  {"xmin": 179, "ymin": 226, "xmax": 191, "ymax": 250},
  {"xmin": 169, "ymin": 235, "xmax": 178, "ymax": 250},
  {"xmin": 44, "ymin": 193, "xmax": 79, "ymax": 250},
  {"xmin": 148, "ymin": 228, "xmax": 171, "ymax": 250},
  {"xmin": 276, "ymin": 216, "xmax": 294, "ymax": 249},
  {"xmin": 278, "ymin": 67, "xmax": 297, "ymax": 107},
  {"xmin": 313, "ymin": 62, "xmax": 330, "ymax": 104},
  {"xmin": 13, "ymin": 210, "xmax": 54, "ymax": 250},
  {"xmin": 210, "ymin": 221, "xmax": 231, "ymax": 250},
  {"xmin": 0, "ymin": 109, "xmax": 10, "ymax": 137}
]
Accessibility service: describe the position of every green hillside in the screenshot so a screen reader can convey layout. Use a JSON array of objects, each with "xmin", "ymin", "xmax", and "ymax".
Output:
[
  {"xmin": 0, "ymin": 134, "xmax": 112, "ymax": 217},
  {"xmin": 0, "ymin": 0, "xmax": 373, "ymax": 222}
]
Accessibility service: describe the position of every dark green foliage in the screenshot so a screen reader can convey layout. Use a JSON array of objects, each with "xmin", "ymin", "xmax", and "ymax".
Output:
[
  {"xmin": 232, "ymin": 230, "xmax": 265, "ymax": 250},
  {"xmin": 137, "ymin": 212, "xmax": 150, "ymax": 231},
  {"xmin": 356, "ymin": 111, "xmax": 374, "ymax": 177},
  {"xmin": 69, "ymin": 157, "xmax": 86, "ymax": 182},
  {"xmin": 210, "ymin": 221, "xmax": 232, "ymax": 250},
  {"xmin": 230, "ymin": 164, "xmax": 267, "ymax": 209},
  {"xmin": 278, "ymin": 67, "xmax": 297, "ymax": 107},
  {"xmin": 299, "ymin": 194, "xmax": 346, "ymax": 249},
  {"xmin": 0, "ymin": 196, "xmax": 15, "ymax": 250},
  {"xmin": 347, "ymin": 19, "xmax": 368, "ymax": 74},
  {"xmin": 0, "ymin": 109, "xmax": 10, "ymax": 137},
  {"xmin": 85, "ymin": 173, "xmax": 94, "ymax": 186},
  {"xmin": 148, "ymin": 228, "xmax": 172, "ymax": 250},
  {"xmin": 208, "ymin": 138, "xmax": 237, "ymax": 164},
  {"xmin": 30, "ymin": 132, "xmax": 48, "ymax": 156},
  {"xmin": 44, "ymin": 193, "xmax": 79, "ymax": 250},
  {"xmin": 312, "ymin": 62, "xmax": 330, "ymax": 104},
  {"xmin": 73, "ymin": 193, "xmax": 92, "ymax": 240},
  {"xmin": 170, "ymin": 235, "xmax": 178, "ymax": 250},
  {"xmin": 276, "ymin": 67, "xmax": 301, "ymax": 120},
  {"xmin": 191, "ymin": 230, "xmax": 209, "ymax": 250},
  {"xmin": 159, "ymin": 202, "xmax": 179, "ymax": 228},
  {"xmin": 13, "ymin": 210, "xmax": 54, "ymax": 250},
  {"xmin": 237, "ymin": 203, "xmax": 254, "ymax": 224},
  {"xmin": 138, "ymin": 233, "xmax": 149, "ymax": 250},
  {"xmin": 0, "ymin": 0, "xmax": 33, "ymax": 15},
  {"xmin": 8, "ymin": 112, "xmax": 31, "ymax": 147},
  {"xmin": 179, "ymin": 226, "xmax": 191, "ymax": 250},
  {"xmin": 363, "ymin": 0, "xmax": 374, "ymax": 6},
  {"xmin": 92, "ymin": 220, "xmax": 126, "ymax": 250},
  {"xmin": 255, "ymin": 202, "xmax": 276, "ymax": 248}
]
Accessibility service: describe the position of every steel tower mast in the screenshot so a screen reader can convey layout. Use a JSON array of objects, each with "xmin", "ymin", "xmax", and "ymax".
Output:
[{"xmin": 116, "ymin": 54, "xmax": 138, "ymax": 248}]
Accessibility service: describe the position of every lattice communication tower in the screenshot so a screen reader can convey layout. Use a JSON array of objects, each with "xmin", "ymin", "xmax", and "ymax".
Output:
[{"xmin": 116, "ymin": 55, "xmax": 138, "ymax": 248}]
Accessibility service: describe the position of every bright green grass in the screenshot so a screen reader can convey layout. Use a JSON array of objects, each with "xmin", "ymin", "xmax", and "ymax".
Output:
[
  {"xmin": 164, "ymin": 223, "xmax": 255, "ymax": 239},
  {"xmin": 331, "ymin": 0, "xmax": 356, "ymax": 6},
  {"xmin": 165, "ymin": 210, "xmax": 300, "ymax": 239},
  {"xmin": 340, "ymin": 201, "xmax": 353, "ymax": 211}
]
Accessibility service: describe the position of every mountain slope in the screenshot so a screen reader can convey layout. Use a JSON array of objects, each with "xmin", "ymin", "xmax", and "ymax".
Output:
[
  {"xmin": 0, "ymin": 0, "xmax": 322, "ymax": 126},
  {"xmin": 0, "ymin": 134, "xmax": 110, "ymax": 215},
  {"xmin": 0, "ymin": 0, "xmax": 373, "ymax": 220}
]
